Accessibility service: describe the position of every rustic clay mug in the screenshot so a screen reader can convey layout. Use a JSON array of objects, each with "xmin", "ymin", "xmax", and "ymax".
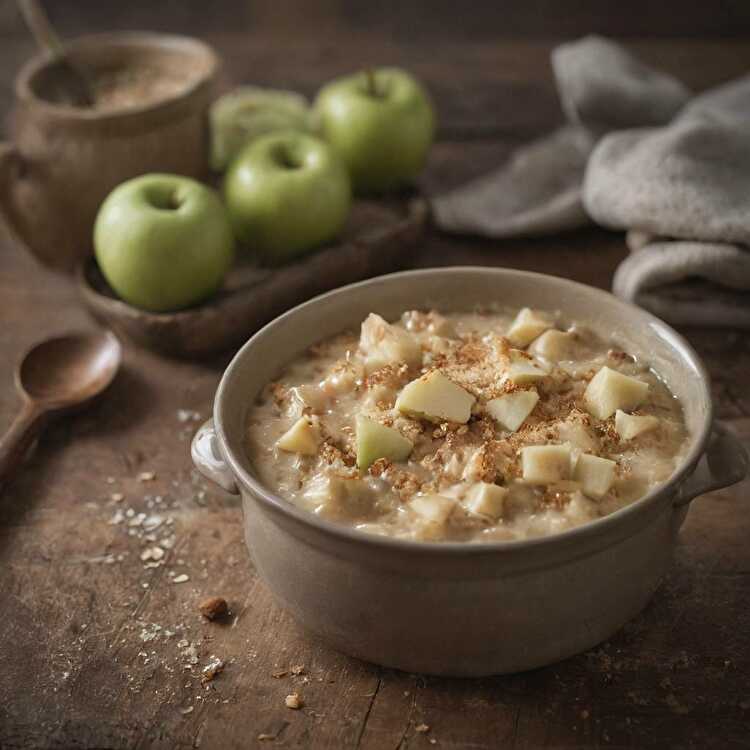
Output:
[{"xmin": 0, "ymin": 32, "xmax": 219, "ymax": 271}]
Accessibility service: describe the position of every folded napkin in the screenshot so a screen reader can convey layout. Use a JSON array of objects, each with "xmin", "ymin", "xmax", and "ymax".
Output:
[{"xmin": 432, "ymin": 36, "xmax": 750, "ymax": 329}]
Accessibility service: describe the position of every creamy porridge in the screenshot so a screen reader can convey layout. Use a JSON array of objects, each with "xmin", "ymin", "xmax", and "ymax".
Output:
[{"xmin": 245, "ymin": 308, "xmax": 689, "ymax": 542}]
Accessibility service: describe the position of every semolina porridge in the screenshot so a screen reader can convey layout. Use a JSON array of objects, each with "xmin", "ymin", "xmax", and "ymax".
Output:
[{"xmin": 245, "ymin": 307, "xmax": 689, "ymax": 542}]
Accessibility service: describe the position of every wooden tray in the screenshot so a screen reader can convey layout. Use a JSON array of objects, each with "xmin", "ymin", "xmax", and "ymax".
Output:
[{"xmin": 77, "ymin": 196, "xmax": 428, "ymax": 358}]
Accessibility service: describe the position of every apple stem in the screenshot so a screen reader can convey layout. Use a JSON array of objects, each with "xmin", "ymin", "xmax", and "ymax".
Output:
[{"xmin": 365, "ymin": 68, "xmax": 379, "ymax": 97}]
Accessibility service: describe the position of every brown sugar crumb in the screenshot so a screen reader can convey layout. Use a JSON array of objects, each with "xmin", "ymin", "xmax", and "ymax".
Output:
[
  {"xmin": 364, "ymin": 363, "xmax": 410, "ymax": 389},
  {"xmin": 201, "ymin": 657, "xmax": 225, "ymax": 684},
  {"xmin": 368, "ymin": 458, "xmax": 392, "ymax": 477},
  {"xmin": 285, "ymin": 692, "xmax": 303, "ymax": 710},
  {"xmin": 541, "ymin": 488, "xmax": 576, "ymax": 510},
  {"xmin": 384, "ymin": 467, "xmax": 424, "ymax": 501},
  {"xmin": 199, "ymin": 596, "xmax": 229, "ymax": 621},
  {"xmin": 415, "ymin": 723, "xmax": 431, "ymax": 734},
  {"xmin": 472, "ymin": 417, "xmax": 496, "ymax": 442},
  {"xmin": 290, "ymin": 664, "xmax": 306, "ymax": 676},
  {"xmin": 320, "ymin": 440, "xmax": 356, "ymax": 469},
  {"xmin": 272, "ymin": 669, "xmax": 289, "ymax": 679},
  {"xmin": 596, "ymin": 420, "xmax": 622, "ymax": 453},
  {"xmin": 463, "ymin": 442, "xmax": 498, "ymax": 483}
]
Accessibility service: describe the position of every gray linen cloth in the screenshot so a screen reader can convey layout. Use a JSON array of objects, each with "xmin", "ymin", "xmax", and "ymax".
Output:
[{"xmin": 432, "ymin": 36, "xmax": 750, "ymax": 328}]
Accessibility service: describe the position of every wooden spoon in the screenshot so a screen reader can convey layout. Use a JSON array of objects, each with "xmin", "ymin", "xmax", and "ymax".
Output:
[
  {"xmin": 0, "ymin": 331, "xmax": 121, "ymax": 491},
  {"xmin": 17, "ymin": 0, "xmax": 95, "ymax": 107}
]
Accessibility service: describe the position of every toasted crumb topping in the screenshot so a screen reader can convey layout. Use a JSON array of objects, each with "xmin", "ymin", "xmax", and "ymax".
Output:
[{"xmin": 246, "ymin": 308, "xmax": 688, "ymax": 543}]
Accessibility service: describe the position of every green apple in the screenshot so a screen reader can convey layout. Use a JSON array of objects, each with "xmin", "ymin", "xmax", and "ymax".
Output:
[
  {"xmin": 356, "ymin": 415, "xmax": 413, "ymax": 471},
  {"xmin": 94, "ymin": 174, "xmax": 234, "ymax": 312},
  {"xmin": 314, "ymin": 67, "xmax": 435, "ymax": 193},
  {"xmin": 209, "ymin": 86, "xmax": 312, "ymax": 172},
  {"xmin": 223, "ymin": 131, "xmax": 351, "ymax": 264}
]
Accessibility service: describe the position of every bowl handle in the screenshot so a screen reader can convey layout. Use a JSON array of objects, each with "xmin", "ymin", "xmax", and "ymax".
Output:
[
  {"xmin": 674, "ymin": 421, "xmax": 748, "ymax": 508},
  {"xmin": 191, "ymin": 418, "xmax": 240, "ymax": 495}
]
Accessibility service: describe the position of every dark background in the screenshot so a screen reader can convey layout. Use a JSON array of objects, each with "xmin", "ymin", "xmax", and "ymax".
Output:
[
  {"xmin": 3, "ymin": 0, "xmax": 750, "ymax": 177},
  {"xmin": 4, "ymin": 0, "xmax": 750, "ymax": 37}
]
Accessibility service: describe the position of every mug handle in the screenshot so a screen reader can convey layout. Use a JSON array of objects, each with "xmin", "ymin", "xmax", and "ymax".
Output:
[
  {"xmin": 191, "ymin": 418, "xmax": 240, "ymax": 495},
  {"xmin": 674, "ymin": 421, "xmax": 748, "ymax": 507},
  {"xmin": 0, "ymin": 142, "xmax": 28, "ymax": 251}
]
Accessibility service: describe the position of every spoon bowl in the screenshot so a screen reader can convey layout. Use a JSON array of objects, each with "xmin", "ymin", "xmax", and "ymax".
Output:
[
  {"xmin": 0, "ymin": 330, "xmax": 121, "ymax": 490},
  {"xmin": 18, "ymin": 331, "xmax": 122, "ymax": 408}
]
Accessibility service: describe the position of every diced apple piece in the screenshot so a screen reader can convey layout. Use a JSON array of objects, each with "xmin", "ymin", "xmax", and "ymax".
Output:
[
  {"xmin": 396, "ymin": 370, "xmax": 475, "ymax": 424},
  {"xmin": 301, "ymin": 475, "xmax": 376, "ymax": 520},
  {"xmin": 584, "ymin": 366, "xmax": 649, "ymax": 419},
  {"xmin": 521, "ymin": 444, "xmax": 572, "ymax": 483},
  {"xmin": 289, "ymin": 385, "xmax": 327, "ymax": 414},
  {"xmin": 486, "ymin": 389, "xmax": 539, "ymax": 432},
  {"xmin": 506, "ymin": 307, "xmax": 553, "ymax": 348},
  {"xmin": 276, "ymin": 416, "xmax": 322, "ymax": 455},
  {"xmin": 557, "ymin": 419, "xmax": 598, "ymax": 454},
  {"xmin": 615, "ymin": 410, "xmax": 659, "ymax": 440},
  {"xmin": 355, "ymin": 415, "xmax": 413, "ymax": 470},
  {"xmin": 410, "ymin": 493, "xmax": 457, "ymax": 524},
  {"xmin": 529, "ymin": 330, "xmax": 577, "ymax": 361},
  {"xmin": 359, "ymin": 313, "xmax": 422, "ymax": 373},
  {"xmin": 466, "ymin": 482, "xmax": 508, "ymax": 519},
  {"xmin": 503, "ymin": 350, "xmax": 549, "ymax": 385},
  {"xmin": 573, "ymin": 453, "xmax": 616, "ymax": 499}
]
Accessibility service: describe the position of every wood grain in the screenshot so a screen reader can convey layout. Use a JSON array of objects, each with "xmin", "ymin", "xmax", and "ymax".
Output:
[{"xmin": 1, "ymin": 8, "xmax": 749, "ymax": 750}]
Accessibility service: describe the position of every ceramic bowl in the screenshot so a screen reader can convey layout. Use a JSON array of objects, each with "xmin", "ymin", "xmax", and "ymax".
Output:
[{"xmin": 192, "ymin": 267, "xmax": 747, "ymax": 676}]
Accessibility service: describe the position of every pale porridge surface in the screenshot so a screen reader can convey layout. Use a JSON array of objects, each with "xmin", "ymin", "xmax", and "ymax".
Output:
[{"xmin": 245, "ymin": 308, "xmax": 688, "ymax": 542}]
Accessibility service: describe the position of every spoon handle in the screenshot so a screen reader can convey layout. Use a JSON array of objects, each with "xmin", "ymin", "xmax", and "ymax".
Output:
[
  {"xmin": 0, "ymin": 401, "xmax": 47, "ymax": 492},
  {"xmin": 17, "ymin": 0, "xmax": 64, "ymax": 58}
]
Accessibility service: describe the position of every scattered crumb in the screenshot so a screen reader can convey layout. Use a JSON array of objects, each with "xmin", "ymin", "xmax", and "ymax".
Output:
[
  {"xmin": 201, "ymin": 657, "xmax": 225, "ymax": 684},
  {"xmin": 416, "ymin": 723, "xmax": 430, "ymax": 734},
  {"xmin": 111, "ymin": 492, "xmax": 124, "ymax": 502},
  {"xmin": 173, "ymin": 574, "xmax": 190, "ymax": 584},
  {"xmin": 177, "ymin": 409, "xmax": 202, "ymax": 423},
  {"xmin": 137, "ymin": 471, "xmax": 156, "ymax": 482},
  {"xmin": 290, "ymin": 664, "xmax": 306, "ymax": 676},
  {"xmin": 272, "ymin": 669, "xmax": 289, "ymax": 679},
  {"xmin": 258, "ymin": 734, "xmax": 276, "ymax": 742},
  {"xmin": 285, "ymin": 693, "xmax": 303, "ymax": 710},
  {"xmin": 140, "ymin": 546, "xmax": 165, "ymax": 562},
  {"xmin": 180, "ymin": 706, "xmax": 194, "ymax": 715},
  {"xmin": 199, "ymin": 596, "xmax": 229, "ymax": 621}
]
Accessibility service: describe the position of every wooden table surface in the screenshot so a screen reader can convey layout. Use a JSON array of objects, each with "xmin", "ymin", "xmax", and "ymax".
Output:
[{"xmin": 2, "ymin": 6, "xmax": 750, "ymax": 749}]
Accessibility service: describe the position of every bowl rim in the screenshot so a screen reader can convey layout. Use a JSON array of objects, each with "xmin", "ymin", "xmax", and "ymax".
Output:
[
  {"xmin": 214, "ymin": 266, "xmax": 713, "ymax": 556},
  {"xmin": 15, "ymin": 31, "xmax": 219, "ymax": 123}
]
